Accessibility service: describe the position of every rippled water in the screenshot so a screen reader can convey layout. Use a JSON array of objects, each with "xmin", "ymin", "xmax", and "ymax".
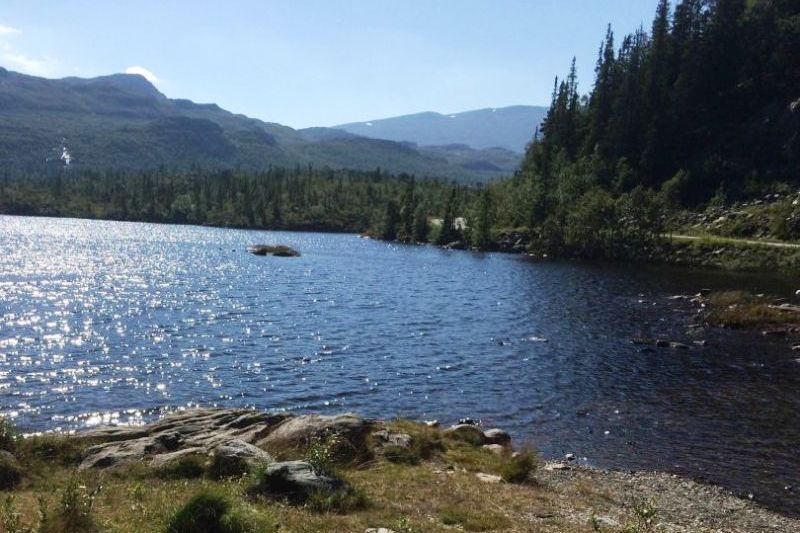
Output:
[{"xmin": 1, "ymin": 215, "xmax": 799, "ymax": 514}]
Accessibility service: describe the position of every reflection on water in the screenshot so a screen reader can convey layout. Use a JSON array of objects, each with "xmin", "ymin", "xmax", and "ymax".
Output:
[{"xmin": 0, "ymin": 215, "xmax": 798, "ymax": 514}]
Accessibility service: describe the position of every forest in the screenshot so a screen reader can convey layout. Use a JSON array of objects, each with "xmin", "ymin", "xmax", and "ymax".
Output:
[
  {"xmin": 0, "ymin": 166, "xmax": 465, "ymax": 235},
  {"xmin": 2, "ymin": 0, "xmax": 798, "ymax": 260},
  {"xmin": 461, "ymin": 0, "xmax": 800, "ymax": 258}
]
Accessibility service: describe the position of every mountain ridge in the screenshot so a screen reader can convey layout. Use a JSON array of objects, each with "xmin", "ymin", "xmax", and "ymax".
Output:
[
  {"xmin": 335, "ymin": 105, "xmax": 547, "ymax": 153},
  {"xmin": 0, "ymin": 67, "xmax": 529, "ymax": 181}
]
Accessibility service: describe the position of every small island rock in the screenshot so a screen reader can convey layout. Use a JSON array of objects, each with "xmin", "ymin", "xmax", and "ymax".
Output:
[{"xmin": 247, "ymin": 244, "xmax": 300, "ymax": 257}]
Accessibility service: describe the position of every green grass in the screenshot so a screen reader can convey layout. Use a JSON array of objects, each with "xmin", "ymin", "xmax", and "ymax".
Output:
[
  {"xmin": 705, "ymin": 290, "xmax": 800, "ymax": 328},
  {"xmin": 439, "ymin": 506, "xmax": 511, "ymax": 531}
]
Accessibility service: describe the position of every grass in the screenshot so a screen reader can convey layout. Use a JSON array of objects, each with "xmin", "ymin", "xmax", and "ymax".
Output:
[
  {"xmin": 154, "ymin": 454, "xmax": 207, "ymax": 480},
  {"xmin": 439, "ymin": 505, "xmax": 511, "ymax": 531},
  {"xmin": 0, "ymin": 417, "xmax": 763, "ymax": 532},
  {"xmin": 666, "ymin": 237, "xmax": 800, "ymax": 272},
  {"xmin": 705, "ymin": 290, "xmax": 800, "ymax": 328},
  {"xmin": 164, "ymin": 489, "xmax": 275, "ymax": 533}
]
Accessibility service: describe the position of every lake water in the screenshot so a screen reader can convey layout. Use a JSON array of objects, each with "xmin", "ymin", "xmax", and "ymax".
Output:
[{"xmin": 1, "ymin": 215, "xmax": 798, "ymax": 515}]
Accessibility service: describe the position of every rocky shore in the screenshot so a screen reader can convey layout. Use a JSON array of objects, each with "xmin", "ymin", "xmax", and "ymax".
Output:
[{"xmin": 0, "ymin": 408, "xmax": 796, "ymax": 532}]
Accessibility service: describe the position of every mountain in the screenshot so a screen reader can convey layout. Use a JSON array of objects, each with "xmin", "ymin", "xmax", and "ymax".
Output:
[
  {"xmin": 297, "ymin": 127, "xmax": 522, "ymax": 176},
  {"xmin": 0, "ymin": 67, "xmax": 504, "ymax": 181},
  {"xmin": 335, "ymin": 105, "xmax": 547, "ymax": 153}
]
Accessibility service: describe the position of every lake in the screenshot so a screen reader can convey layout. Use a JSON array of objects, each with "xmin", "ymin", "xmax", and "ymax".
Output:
[{"xmin": 1, "ymin": 215, "xmax": 798, "ymax": 515}]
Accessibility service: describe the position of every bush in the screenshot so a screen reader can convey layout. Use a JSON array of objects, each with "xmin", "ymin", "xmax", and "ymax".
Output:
[
  {"xmin": 382, "ymin": 444, "xmax": 420, "ymax": 465},
  {"xmin": 0, "ymin": 418, "xmax": 18, "ymax": 452},
  {"xmin": 0, "ymin": 455, "xmax": 21, "ymax": 490},
  {"xmin": 304, "ymin": 431, "xmax": 342, "ymax": 475},
  {"xmin": 165, "ymin": 490, "xmax": 253, "ymax": 533},
  {"xmin": 499, "ymin": 449, "xmax": 537, "ymax": 483}
]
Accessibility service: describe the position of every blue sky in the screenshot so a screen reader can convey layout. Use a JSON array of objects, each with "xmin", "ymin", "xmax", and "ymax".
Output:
[{"xmin": 0, "ymin": 1, "xmax": 658, "ymax": 128}]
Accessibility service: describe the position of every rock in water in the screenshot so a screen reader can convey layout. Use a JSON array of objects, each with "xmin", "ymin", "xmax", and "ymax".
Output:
[{"xmin": 247, "ymin": 244, "xmax": 300, "ymax": 257}]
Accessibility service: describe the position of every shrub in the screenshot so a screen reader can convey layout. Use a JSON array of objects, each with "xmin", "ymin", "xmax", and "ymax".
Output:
[
  {"xmin": 499, "ymin": 449, "xmax": 537, "ymax": 483},
  {"xmin": 382, "ymin": 444, "xmax": 420, "ymax": 465},
  {"xmin": 165, "ymin": 490, "xmax": 248, "ymax": 533},
  {"xmin": 0, "ymin": 418, "xmax": 18, "ymax": 452},
  {"xmin": 0, "ymin": 454, "xmax": 21, "ymax": 490},
  {"xmin": 622, "ymin": 498, "xmax": 658, "ymax": 533},
  {"xmin": 39, "ymin": 476, "xmax": 99, "ymax": 533},
  {"xmin": 304, "ymin": 431, "xmax": 342, "ymax": 475}
]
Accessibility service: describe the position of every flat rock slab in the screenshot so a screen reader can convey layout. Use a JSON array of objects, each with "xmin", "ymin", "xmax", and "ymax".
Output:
[{"xmin": 78, "ymin": 409, "xmax": 367, "ymax": 470}]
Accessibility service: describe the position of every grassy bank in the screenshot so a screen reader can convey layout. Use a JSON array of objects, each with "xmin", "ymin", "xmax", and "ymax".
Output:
[{"xmin": 0, "ymin": 414, "xmax": 796, "ymax": 533}]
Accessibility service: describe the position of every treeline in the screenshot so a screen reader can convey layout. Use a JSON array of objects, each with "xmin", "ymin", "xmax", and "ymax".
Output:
[
  {"xmin": 401, "ymin": 0, "xmax": 800, "ymax": 257},
  {"xmin": 0, "ymin": 167, "xmax": 463, "ymax": 233}
]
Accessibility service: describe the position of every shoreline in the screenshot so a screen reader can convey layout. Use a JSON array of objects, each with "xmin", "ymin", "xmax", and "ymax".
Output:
[{"xmin": 1, "ymin": 408, "xmax": 796, "ymax": 532}]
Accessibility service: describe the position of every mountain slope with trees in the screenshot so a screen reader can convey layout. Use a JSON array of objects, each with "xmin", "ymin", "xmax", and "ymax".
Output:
[
  {"xmin": 0, "ymin": 68, "xmax": 499, "ymax": 181},
  {"xmin": 393, "ymin": 0, "xmax": 800, "ymax": 260}
]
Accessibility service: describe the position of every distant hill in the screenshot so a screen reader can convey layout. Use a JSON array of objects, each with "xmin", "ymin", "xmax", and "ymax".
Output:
[
  {"xmin": 297, "ymin": 127, "xmax": 522, "ymax": 176},
  {"xmin": 335, "ymin": 105, "xmax": 547, "ymax": 153},
  {"xmin": 0, "ymin": 67, "xmax": 506, "ymax": 181}
]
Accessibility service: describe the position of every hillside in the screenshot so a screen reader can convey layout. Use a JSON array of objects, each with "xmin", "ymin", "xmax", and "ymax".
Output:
[
  {"xmin": 0, "ymin": 67, "xmax": 504, "ymax": 181},
  {"xmin": 335, "ymin": 105, "xmax": 548, "ymax": 153},
  {"xmin": 298, "ymin": 127, "xmax": 523, "ymax": 176}
]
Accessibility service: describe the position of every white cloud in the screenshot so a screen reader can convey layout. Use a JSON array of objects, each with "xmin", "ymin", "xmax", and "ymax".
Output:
[
  {"xmin": 0, "ymin": 24, "xmax": 21, "ymax": 36},
  {"xmin": 1, "ymin": 51, "xmax": 57, "ymax": 76},
  {"xmin": 0, "ymin": 23, "xmax": 60, "ymax": 77},
  {"xmin": 125, "ymin": 65, "xmax": 159, "ymax": 83}
]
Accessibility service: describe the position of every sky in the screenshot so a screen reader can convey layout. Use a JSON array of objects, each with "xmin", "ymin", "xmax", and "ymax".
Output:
[{"xmin": 0, "ymin": 1, "xmax": 659, "ymax": 129}]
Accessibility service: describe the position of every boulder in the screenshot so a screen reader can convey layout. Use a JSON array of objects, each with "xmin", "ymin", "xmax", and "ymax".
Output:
[
  {"xmin": 444, "ymin": 424, "xmax": 486, "ymax": 445},
  {"xmin": 209, "ymin": 439, "xmax": 273, "ymax": 476},
  {"xmin": 247, "ymin": 244, "xmax": 300, "ymax": 257},
  {"xmin": 483, "ymin": 428, "xmax": 511, "ymax": 446},
  {"xmin": 251, "ymin": 460, "xmax": 344, "ymax": 501},
  {"xmin": 482, "ymin": 444, "xmax": 505, "ymax": 455},
  {"xmin": 255, "ymin": 413, "xmax": 372, "ymax": 458},
  {"xmin": 373, "ymin": 429, "xmax": 412, "ymax": 449}
]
